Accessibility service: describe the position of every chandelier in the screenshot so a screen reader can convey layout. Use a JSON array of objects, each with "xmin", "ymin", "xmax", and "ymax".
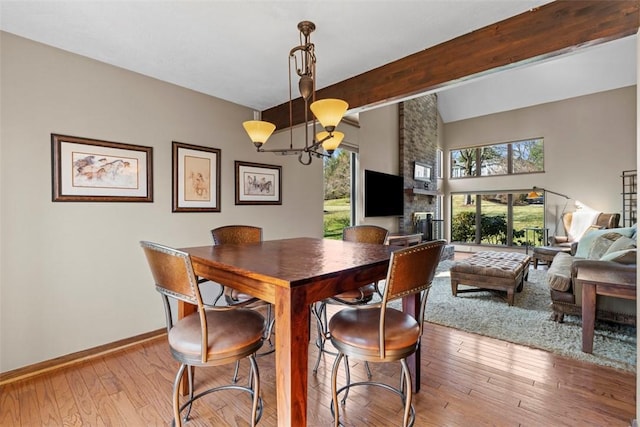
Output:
[{"xmin": 242, "ymin": 21, "xmax": 348, "ymax": 165}]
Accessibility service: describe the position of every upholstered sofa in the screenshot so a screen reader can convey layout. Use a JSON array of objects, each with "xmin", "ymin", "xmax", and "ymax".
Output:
[{"xmin": 546, "ymin": 225, "xmax": 637, "ymax": 324}]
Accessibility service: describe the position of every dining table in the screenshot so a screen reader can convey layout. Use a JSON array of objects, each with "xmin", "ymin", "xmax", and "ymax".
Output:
[{"xmin": 180, "ymin": 237, "xmax": 423, "ymax": 426}]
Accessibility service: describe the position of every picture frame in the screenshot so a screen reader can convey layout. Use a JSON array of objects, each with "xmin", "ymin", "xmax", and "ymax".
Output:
[
  {"xmin": 172, "ymin": 141, "xmax": 221, "ymax": 212},
  {"xmin": 414, "ymin": 161, "xmax": 432, "ymax": 182},
  {"xmin": 235, "ymin": 161, "xmax": 282, "ymax": 205},
  {"xmin": 51, "ymin": 134, "xmax": 153, "ymax": 202}
]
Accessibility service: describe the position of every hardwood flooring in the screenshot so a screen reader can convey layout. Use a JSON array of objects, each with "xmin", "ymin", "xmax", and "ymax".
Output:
[{"xmin": 1, "ymin": 316, "xmax": 635, "ymax": 426}]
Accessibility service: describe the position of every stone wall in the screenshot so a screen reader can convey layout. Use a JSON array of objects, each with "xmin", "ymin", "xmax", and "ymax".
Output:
[{"xmin": 398, "ymin": 94, "xmax": 439, "ymax": 234}]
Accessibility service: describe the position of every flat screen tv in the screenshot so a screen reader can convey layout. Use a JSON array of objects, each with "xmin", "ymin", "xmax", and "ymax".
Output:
[{"xmin": 364, "ymin": 169, "xmax": 404, "ymax": 217}]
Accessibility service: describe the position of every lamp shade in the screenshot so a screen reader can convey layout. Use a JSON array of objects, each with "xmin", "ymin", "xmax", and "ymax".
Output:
[
  {"xmin": 317, "ymin": 131, "xmax": 344, "ymax": 153},
  {"xmin": 526, "ymin": 191, "xmax": 540, "ymax": 199},
  {"xmin": 310, "ymin": 99, "xmax": 348, "ymax": 130},
  {"xmin": 243, "ymin": 120, "xmax": 276, "ymax": 145}
]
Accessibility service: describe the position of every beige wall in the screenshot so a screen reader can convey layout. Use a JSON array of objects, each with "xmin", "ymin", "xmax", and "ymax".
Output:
[
  {"xmin": 443, "ymin": 87, "xmax": 637, "ymax": 237},
  {"xmin": 355, "ymin": 104, "xmax": 401, "ymax": 233},
  {"xmin": 0, "ymin": 32, "xmax": 324, "ymax": 371}
]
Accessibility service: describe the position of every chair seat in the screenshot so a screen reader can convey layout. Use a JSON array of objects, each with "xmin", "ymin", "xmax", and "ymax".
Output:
[
  {"xmin": 329, "ymin": 307, "xmax": 420, "ymax": 361},
  {"xmin": 330, "ymin": 283, "xmax": 377, "ymax": 304},
  {"xmin": 169, "ymin": 308, "xmax": 265, "ymax": 365}
]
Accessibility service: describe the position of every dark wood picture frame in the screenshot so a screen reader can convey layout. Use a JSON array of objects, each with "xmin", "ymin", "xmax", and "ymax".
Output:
[
  {"xmin": 235, "ymin": 160, "xmax": 282, "ymax": 205},
  {"xmin": 172, "ymin": 141, "xmax": 221, "ymax": 212},
  {"xmin": 51, "ymin": 134, "xmax": 153, "ymax": 202}
]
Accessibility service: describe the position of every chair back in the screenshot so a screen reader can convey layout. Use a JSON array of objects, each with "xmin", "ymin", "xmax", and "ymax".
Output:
[
  {"xmin": 562, "ymin": 212, "xmax": 622, "ymax": 239},
  {"xmin": 211, "ymin": 225, "xmax": 263, "ymax": 245},
  {"xmin": 378, "ymin": 239, "xmax": 445, "ymax": 356},
  {"xmin": 596, "ymin": 213, "xmax": 620, "ymax": 229},
  {"xmin": 342, "ymin": 225, "xmax": 389, "ymax": 244},
  {"xmin": 140, "ymin": 241, "xmax": 209, "ymax": 362}
]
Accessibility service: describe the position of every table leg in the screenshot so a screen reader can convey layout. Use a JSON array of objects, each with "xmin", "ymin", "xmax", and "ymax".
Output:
[
  {"xmin": 581, "ymin": 282, "xmax": 597, "ymax": 353},
  {"xmin": 274, "ymin": 286, "xmax": 310, "ymax": 426},
  {"xmin": 402, "ymin": 293, "xmax": 421, "ymax": 393}
]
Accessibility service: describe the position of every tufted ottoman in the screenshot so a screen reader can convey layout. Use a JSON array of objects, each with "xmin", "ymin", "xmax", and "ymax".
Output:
[{"xmin": 450, "ymin": 251, "xmax": 531, "ymax": 306}]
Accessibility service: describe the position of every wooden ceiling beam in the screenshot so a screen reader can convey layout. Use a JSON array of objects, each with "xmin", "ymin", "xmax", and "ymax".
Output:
[{"xmin": 262, "ymin": 0, "xmax": 639, "ymax": 131}]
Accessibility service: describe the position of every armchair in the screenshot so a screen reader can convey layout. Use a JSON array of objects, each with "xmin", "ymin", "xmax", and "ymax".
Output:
[{"xmin": 549, "ymin": 212, "xmax": 620, "ymax": 255}]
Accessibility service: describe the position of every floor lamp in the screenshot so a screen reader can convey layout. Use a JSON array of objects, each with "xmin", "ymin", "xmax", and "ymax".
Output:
[{"xmin": 528, "ymin": 186, "xmax": 572, "ymax": 241}]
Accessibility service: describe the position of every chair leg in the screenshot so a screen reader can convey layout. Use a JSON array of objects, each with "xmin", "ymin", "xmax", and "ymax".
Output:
[
  {"xmin": 172, "ymin": 364, "xmax": 188, "ymax": 427},
  {"xmin": 312, "ymin": 301, "xmax": 328, "ymax": 374},
  {"xmin": 232, "ymin": 360, "xmax": 240, "ymax": 383},
  {"xmin": 183, "ymin": 364, "xmax": 195, "ymax": 422},
  {"xmin": 400, "ymin": 359, "xmax": 413, "ymax": 427},
  {"xmin": 364, "ymin": 361, "xmax": 372, "ymax": 379},
  {"xmin": 341, "ymin": 355, "xmax": 351, "ymax": 404},
  {"xmin": 248, "ymin": 354, "xmax": 261, "ymax": 426},
  {"xmin": 330, "ymin": 352, "xmax": 345, "ymax": 427},
  {"xmin": 263, "ymin": 304, "xmax": 275, "ymax": 350}
]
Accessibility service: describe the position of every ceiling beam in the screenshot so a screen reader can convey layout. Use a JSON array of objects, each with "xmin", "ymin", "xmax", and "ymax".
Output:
[{"xmin": 262, "ymin": 0, "xmax": 639, "ymax": 131}]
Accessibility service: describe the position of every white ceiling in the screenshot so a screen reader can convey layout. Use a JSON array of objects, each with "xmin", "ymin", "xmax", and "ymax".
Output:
[{"xmin": 0, "ymin": 1, "xmax": 635, "ymax": 123}]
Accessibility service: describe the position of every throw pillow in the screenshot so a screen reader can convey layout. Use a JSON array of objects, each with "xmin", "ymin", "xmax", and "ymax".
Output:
[
  {"xmin": 574, "ymin": 226, "xmax": 636, "ymax": 258},
  {"xmin": 605, "ymin": 235, "xmax": 637, "ymax": 254},
  {"xmin": 587, "ymin": 232, "xmax": 622, "ymax": 260},
  {"xmin": 600, "ymin": 249, "xmax": 637, "ymax": 264}
]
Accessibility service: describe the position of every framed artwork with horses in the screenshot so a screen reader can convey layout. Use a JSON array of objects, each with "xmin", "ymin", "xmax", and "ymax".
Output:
[
  {"xmin": 234, "ymin": 160, "xmax": 281, "ymax": 205},
  {"xmin": 51, "ymin": 134, "xmax": 153, "ymax": 202}
]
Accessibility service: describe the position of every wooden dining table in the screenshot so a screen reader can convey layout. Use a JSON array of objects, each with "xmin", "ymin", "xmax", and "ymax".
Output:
[{"xmin": 180, "ymin": 237, "xmax": 423, "ymax": 426}]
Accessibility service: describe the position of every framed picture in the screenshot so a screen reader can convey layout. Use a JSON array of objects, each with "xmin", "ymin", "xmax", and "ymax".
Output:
[
  {"xmin": 235, "ymin": 161, "xmax": 282, "ymax": 205},
  {"xmin": 172, "ymin": 141, "xmax": 221, "ymax": 212},
  {"xmin": 414, "ymin": 161, "xmax": 432, "ymax": 182},
  {"xmin": 51, "ymin": 134, "xmax": 153, "ymax": 202}
]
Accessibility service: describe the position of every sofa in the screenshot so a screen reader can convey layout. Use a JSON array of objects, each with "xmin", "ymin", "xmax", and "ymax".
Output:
[{"xmin": 546, "ymin": 225, "xmax": 637, "ymax": 324}]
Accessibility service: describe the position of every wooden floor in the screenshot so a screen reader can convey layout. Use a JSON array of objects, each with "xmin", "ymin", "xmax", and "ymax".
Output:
[{"xmin": 0, "ymin": 315, "xmax": 635, "ymax": 426}]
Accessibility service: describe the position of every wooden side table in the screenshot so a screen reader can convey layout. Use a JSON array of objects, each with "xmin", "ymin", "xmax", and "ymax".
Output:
[
  {"xmin": 579, "ymin": 277, "xmax": 637, "ymax": 353},
  {"xmin": 386, "ymin": 233, "xmax": 423, "ymax": 247}
]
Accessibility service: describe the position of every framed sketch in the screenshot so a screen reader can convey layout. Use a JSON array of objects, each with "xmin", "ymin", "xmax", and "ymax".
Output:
[
  {"xmin": 51, "ymin": 134, "xmax": 153, "ymax": 202},
  {"xmin": 172, "ymin": 141, "xmax": 221, "ymax": 212},
  {"xmin": 235, "ymin": 161, "xmax": 282, "ymax": 205}
]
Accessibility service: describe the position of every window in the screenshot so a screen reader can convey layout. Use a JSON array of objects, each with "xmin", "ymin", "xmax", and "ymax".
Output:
[
  {"xmin": 450, "ymin": 138, "xmax": 544, "ymax": 178},
  {"xmin": 323, "ymin": 148, "xmax": 356, "ymax": 239},
  {"xmin": 451, "ymin": 191, "xmax": 544, "ymax": 247}
]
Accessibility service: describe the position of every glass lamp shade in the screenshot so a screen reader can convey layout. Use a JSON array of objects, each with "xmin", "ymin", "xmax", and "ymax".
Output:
[
  {"xmin": 526, "ymin": 191, "xmax": 541, "ymax": 199},
  {"xmin": 243, "ymin": 120, "xmax": 276, "ymax": 144},
  {"xmin": 317, "ymin": 131, "xmax": 344, "ymax": 153},
  {"xmin": 310, "ymin": 99, "xmax": 348, "ymax": 130}
]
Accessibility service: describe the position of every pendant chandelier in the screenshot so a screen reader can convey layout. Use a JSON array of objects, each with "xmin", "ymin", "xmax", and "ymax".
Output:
[{"xmin": 242, "ymin": 21, "xmax": 348, "ymax": 165}]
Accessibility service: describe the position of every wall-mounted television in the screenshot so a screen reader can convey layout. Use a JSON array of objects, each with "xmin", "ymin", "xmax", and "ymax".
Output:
[
  {"xmin": 414, "ymin": 161, "xmax": 432, "ymax": 182},
  {"xmin": 364, "ymin": 169, "xmax": 404, "ymax": 217}
]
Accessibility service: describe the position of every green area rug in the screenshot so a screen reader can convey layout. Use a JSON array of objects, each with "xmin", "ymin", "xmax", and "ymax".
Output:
[{"xmin": 407, "ymin": 260, "xmax": 636, "ymax": 372}]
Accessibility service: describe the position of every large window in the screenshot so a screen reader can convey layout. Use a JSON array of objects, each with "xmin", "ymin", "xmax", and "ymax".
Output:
[
  {"xmin": 451, "ymin": 191, "xmax": 544, "ymax": 247},
  {"xmin": 323, "ymin": 148, "xmax": 356, "ymax": 239},
  {"xmin": 451, "ymin": 138, "xmax": 544, "ymax": 178}
]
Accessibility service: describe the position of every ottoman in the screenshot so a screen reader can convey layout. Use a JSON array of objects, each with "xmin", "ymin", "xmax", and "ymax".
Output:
[
  {"xmin": 450, "ymin": 251, "xmax": 531, "ymax": 306},
  {"xmin": 532, "ymin": 245, "xmax": 572, "ymax": 269}
]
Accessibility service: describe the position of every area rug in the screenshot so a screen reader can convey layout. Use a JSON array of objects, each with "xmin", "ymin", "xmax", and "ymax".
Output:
[{"xmin": 394, "ymin": 260, "xmax": 636, "ymax": 372}]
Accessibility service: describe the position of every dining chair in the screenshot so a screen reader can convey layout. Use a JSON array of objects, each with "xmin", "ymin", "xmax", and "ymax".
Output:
[
  {"xmin": 210, "ymin": 225, "xmax": 275, "ymax": 381},
  {"xmin": 312, "ymin": 225, "xmax": 389, "ymax": 376},
  {"xmin": 329, "ymin": 239, "xmax": 445, "ymax": 427},
  {"xmin": 210, "ymin": 225, "xmax": 265, "ymax": 308},
  {"xmin": 140, "ymin": 241, "xmax": 264, "ymax": 426}
]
